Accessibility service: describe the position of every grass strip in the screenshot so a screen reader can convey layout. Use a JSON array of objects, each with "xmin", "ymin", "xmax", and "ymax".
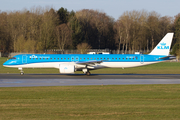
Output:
[{"xmin": 0, "ymin": 85, "xmax": 180, "ymax": 120}]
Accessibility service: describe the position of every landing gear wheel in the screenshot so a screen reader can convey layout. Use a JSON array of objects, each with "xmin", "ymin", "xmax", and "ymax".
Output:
[
  {"xmin": 86, "ymin": 72, "xmax": 91, "ymax": 76},
  {"xmin": 18, "ymin": 68, "xmax": 24, "ymax": 75},
  {"xmin": 20, "ymin": 72, "xmax": 24, "ymax": 75}
]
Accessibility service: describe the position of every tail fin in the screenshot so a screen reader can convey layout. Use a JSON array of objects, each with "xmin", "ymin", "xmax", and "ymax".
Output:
[{"xmin": 149, "ymin": 33, "xmax": 174, "ymax": 56}]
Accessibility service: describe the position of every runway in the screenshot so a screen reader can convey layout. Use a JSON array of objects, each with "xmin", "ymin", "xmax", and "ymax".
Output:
[{"xmin": 0, "ymin": 74, "xmax": 180, "ymax": 87}]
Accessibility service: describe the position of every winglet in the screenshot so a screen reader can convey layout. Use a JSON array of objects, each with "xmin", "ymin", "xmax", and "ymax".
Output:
[{"xmin": 149, "ymin": 33, "xmax": 174, "ymax": 56}]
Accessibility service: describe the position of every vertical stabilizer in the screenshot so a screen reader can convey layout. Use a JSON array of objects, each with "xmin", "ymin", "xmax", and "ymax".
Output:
[{"xmin": 149, "ymin": 33, "xmax": 174, "ymax": 56}]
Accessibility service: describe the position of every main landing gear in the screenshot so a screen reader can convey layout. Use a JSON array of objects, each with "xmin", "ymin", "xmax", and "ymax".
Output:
[
  {"xmin": 86, "ymin": 71, "xmax": 91, "ymax": 76},
  {"xmin": 18, "ymin": 68, "xmax": 24, "ymax": 75},
  {"xmin": 82, "ymin": 69, "xmax": 91, "ymax": 76}
]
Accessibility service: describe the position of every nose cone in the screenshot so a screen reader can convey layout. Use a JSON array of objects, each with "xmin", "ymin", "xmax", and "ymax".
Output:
[
  {"xmin": 3, "ymin": 61, "xmax": 9, "ymax": 66},
  {"xmin": 3, "ymin": 58, "xmax": 19, "ymax": 67},
  {"xmin": 3, "ymin": 59, "xmax": 15, "ymax": 67}
]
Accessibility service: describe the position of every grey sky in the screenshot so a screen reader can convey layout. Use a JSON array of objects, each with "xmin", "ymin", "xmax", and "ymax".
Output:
[{"xmin": 0, "ymin": 0, "xmax": 179, "ymax": 20}]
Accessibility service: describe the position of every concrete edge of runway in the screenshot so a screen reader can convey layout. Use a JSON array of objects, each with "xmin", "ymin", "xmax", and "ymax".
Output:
[{"xmin": 1, "ymin": 73, "xmax": 180, "ymax": 79}]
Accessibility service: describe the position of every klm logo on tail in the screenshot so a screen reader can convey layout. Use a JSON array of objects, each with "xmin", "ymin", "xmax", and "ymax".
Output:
[
  {"xmin": 149, "ymin": 33, "xmax": 173, "ymax": 56},
  {"xmin": 157, "ymin": 42, "xmax": 169, "ymax": 49}
]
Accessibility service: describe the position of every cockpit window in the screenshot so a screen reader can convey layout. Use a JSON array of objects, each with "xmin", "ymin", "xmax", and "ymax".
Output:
[{"xmin": 10, "ymin": 57, "xmax": 16, "ymax": 60}]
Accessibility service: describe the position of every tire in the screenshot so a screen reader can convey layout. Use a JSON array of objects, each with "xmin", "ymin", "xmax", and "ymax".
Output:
[
  {"xmin": 20, "ymin": 72, "xmax": 24, "ymax": 75},
  {"xmin": 86, "ymin": 72, "xmax": 91, "ymax": 76}
]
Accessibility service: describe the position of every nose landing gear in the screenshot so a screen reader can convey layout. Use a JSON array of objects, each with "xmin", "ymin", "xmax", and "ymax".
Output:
[{"xmin": 18, "ymin": 68, "xmax": 24, "ymax": 75}]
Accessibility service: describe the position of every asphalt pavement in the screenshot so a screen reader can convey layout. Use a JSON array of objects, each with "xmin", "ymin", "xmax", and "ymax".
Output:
[{"xmin": 0, "ymin": 74, "xmax": 180, "ymax": 87}]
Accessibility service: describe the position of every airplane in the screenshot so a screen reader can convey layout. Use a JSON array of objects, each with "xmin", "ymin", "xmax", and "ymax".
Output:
[{"xmin": 3, "ymin": 33, "xmax": 175, "ymax": 75}]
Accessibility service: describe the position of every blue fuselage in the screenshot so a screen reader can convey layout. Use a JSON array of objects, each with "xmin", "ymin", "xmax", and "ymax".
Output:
[{"xmin": 3, "ymin": 54, "xmax": 168, "ymax": 66}]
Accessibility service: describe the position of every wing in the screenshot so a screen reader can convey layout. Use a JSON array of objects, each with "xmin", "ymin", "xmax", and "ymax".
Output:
[{"xmin": 76, "ymin": 60, "xmax": 103, "ymax": 66}]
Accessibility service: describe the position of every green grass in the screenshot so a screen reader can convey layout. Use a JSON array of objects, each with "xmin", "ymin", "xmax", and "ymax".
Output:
[
  {"xmin": 0, "ymin": 85, "xmax": 180, "ymax": 120},
  {"xmin": 1, "ymin": 57, "xmax": 180, "ymax": 74}
]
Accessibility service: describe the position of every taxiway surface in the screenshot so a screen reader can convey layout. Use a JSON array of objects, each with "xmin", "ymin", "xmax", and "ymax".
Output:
[{"xmin": 0, "ymin": 74, "xmax": 180, "ymax": 87}]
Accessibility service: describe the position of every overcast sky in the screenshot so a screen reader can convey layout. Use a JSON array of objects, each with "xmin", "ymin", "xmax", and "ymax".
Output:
[{"xmin": 0, "ymin": 0, "xmax": 180, "ymax": 20}]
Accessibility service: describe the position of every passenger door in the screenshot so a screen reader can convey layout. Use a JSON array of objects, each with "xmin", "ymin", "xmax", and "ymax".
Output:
[
  {"xmin": 140, "ymin": 55, "xmax": 144, "ymax": 64},
  {"xmin": 22, "ymin": 55, "xmax": 27, "ymax": 64}
]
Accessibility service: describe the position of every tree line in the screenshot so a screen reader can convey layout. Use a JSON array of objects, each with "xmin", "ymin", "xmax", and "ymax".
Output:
[{"xmin": 0, "ymin": 6, "xmax": 180, "ymax": 55}]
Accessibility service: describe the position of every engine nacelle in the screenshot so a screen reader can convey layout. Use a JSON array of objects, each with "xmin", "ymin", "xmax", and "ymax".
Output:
[{"xmin": 59, "ymin": 64, "xmax": 75, "ymax": 73}]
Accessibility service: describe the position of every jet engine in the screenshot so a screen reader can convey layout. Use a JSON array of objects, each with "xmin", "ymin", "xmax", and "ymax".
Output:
[{"xmin": 59, "ymin": 64, "xmax": 75, "ymax": 73}]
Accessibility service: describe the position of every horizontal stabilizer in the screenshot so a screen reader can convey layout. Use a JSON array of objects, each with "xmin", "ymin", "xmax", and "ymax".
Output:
[{"xmin": 158, "ymin": 55, "xmax": 176, "ymax": 60}]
